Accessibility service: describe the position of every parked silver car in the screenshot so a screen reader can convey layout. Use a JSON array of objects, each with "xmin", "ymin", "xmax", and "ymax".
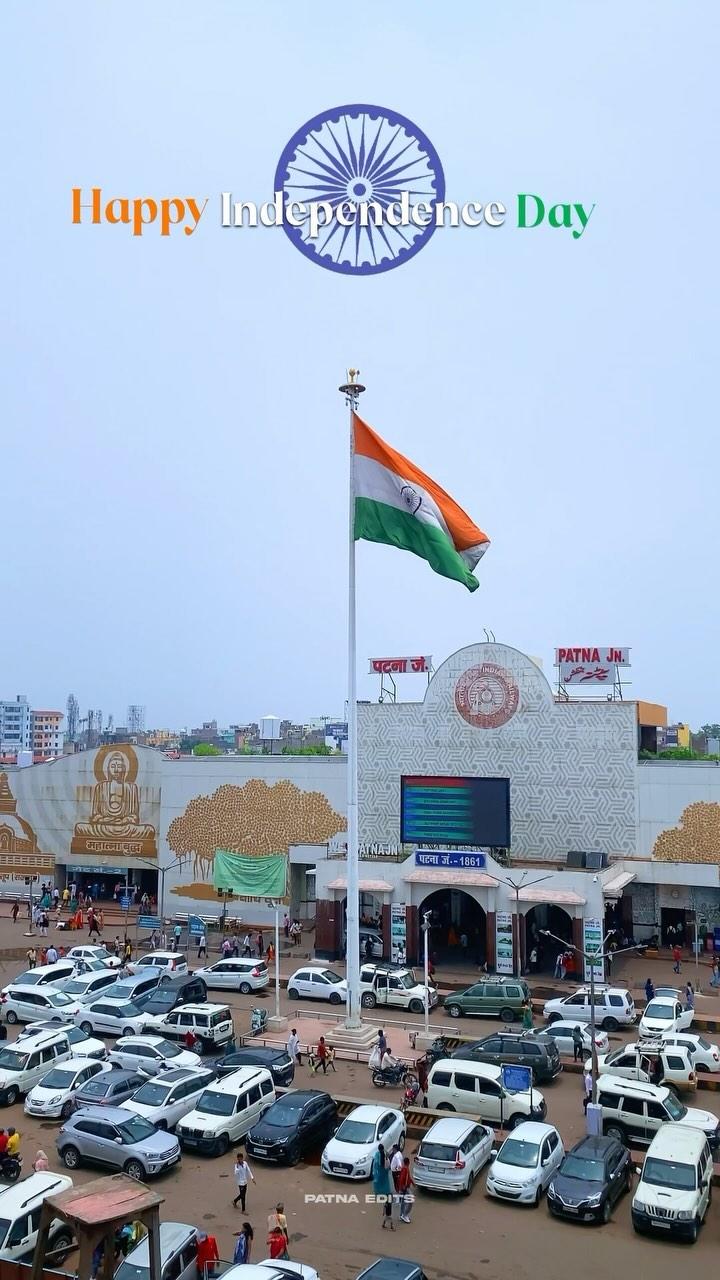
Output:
[{"xmin": 56, "ymin": 1105, "xmax": 180, "ymax": 1180}]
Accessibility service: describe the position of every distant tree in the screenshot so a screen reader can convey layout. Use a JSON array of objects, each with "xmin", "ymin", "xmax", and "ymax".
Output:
[
  {"xmin": 281, "ymin": 743, "xmax": 332, "ymax": 755},
  {"xmin": 193, "ymin": 743, "xmax": 222, "ymax": 756},
  {"xmin": 700, "ymin": 723, "xmax": 720, "ymax": 739}
]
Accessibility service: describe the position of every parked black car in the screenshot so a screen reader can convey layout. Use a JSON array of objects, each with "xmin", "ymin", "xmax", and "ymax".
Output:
[
  {"xmin": 356, "ymin": 1261, "xmax": 428, "ymax": 1280},
  {"xmin": 140, "ymin": 974, "xmax": 208, "ymax": 1018},
  {"xmin": 73, "ymin": 1068, "xmax": 146, "ymax": 1110},
  {"xmin": 246, "ymin": 1089, "xmax": 337, "ymax": 1164},
  {"xmin": 216, "ymin": 1047, "xmax": 295, "ymax": 1088},
  {"xmin": 452, "ymin": 1033, "xmax": 562, "ymax": 1084},
  {"xmin": 547, "ymin": 1135, "xmax": 633, "ymax": 1223}
]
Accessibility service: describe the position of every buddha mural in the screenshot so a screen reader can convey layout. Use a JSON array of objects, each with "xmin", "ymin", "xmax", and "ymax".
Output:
[{"xmin": 71, "ymin": 745, "xmax": 157, "ymax": 856}]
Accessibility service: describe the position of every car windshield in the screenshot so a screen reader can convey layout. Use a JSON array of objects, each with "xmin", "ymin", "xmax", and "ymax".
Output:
[
  {"xmin": 645, "ymin": 1001, "xmax": 674, "ymax": 1019},
  {"xmin": 132, "ymin": 1081, "xmax": 171, "ymax": 1106},
  {"xmin": 643, "ymin": 1156, "xmax": 696, "ymax": 1190},
  {"xmin": 113, "ymin": 1004, "xmax": 142, "ymax": 1018},
  {"xmin": 154, "ymin": 1040, "xmax": 181, "ymax": 1058},
  {"xmin": 38, "ymin": 1068, "xmax": 77, "ymax": 1090},
  {"xmin": 198, "ymin": 1091, "xmax": 235, "ymax": 1116},
  {"xmin": 264, "ymin": 1102, "xmax": 303, "ymax": 1126},
  {"xmin": 696, "ymin": 1037, "xmax": 712, "ymax": 1051},
  {"xmin": 46, "ymin": 992, "xmax": 73, "ymax": 1007},
  {"xmin": 66, "ymin": 1028, "xmax": 86, "ymax": 1044},
  {"xmin": 605, "ymin": 1048, "xmax": 625, "ymax": 1065},
  {"xmin": 81, "ymin": 1079, "xmax": 114, "ymax": 1097},
  {"xmin": 117, "ymin": 1115, "xmax": 157, "ymax": 1143},
  {"xmin": 664, "ymin": 1094, "xmax": 687, "ymax": 1120},
  {"xmin": 560, "ymin": 1155, "xmax": 605, "ymax": 1182},
  {"xmin": 336, "ymin": 1119, "xmax": 375, "ymax": 1144},
  {"xmin": 146, "ymin": 992, "xmax": 175, "ymax": 1011},
  {"xmin": 0, "ymin": 1049, "xmax": 29, "ymax": 1072},
  {"xmin": 62, "ymin": 980, "xmax": 93, "ymax": 995},
  {"xmin": 0, "ymin": 1219, "xmax": 10, "ymax": 1248},
  {"xmin": 322, "ymin": 972, "xmax": 343, "ymax": 984},
  {"xmin": 498, "ymin": 1139, "xmax": 540, "ymax": 1168}
]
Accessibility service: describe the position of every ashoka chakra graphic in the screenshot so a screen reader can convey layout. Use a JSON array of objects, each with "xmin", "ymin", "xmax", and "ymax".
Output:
[{"xmin": 274, "ymin": 104, "xmax": 445, "ymax": 275}]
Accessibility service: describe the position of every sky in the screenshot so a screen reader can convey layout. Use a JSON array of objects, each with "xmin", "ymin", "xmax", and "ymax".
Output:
[{"xmin": 3, "ymin": 2, "xmax": 718, "ymax": 730}]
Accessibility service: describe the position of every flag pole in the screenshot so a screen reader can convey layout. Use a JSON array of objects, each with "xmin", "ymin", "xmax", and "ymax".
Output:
[{"xmin": 339, "ymin": 368, "xmax": 365, "ymax": 1029}]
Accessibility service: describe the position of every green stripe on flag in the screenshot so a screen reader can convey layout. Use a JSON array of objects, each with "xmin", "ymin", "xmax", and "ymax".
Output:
[{"xmin": 354, "ymin": 496, "xmax": 479, "ymax": 592}]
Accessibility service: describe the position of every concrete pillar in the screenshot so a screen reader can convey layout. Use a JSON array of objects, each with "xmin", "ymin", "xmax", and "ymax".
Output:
[{"xmin": 486, "ymin": 910, "xmax": 496, "ymax": 970}]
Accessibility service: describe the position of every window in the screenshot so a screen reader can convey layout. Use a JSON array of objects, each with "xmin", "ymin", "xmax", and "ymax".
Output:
[
  {"xmin": 666, "ymin": 1055, "xmax": 685, "ymax": 1070},
  {"xmin": 565, "ymin": 995, "xmax": 586, "ymax": 1006},
  {"xmin": 163, "ymin": 1253, "xmax": 183, "ymax": 1280},
  {"xmin": 311, "ymin": 974, "xmax": 328, "ymax": 985},
  {"xmin": 7, "ymin": 1214, "xmax": 30, "ymax": 1247},
  {"xmin": 620, "ymin": 1096, "xmax": 644, "ymax": 1116},
  {"xmin": 518, "ymin": 1042, "xmax": 540, "ymax": 1056},
  {"xmin": 246, "ymin": 1085, "xmax": 261, "ymax": 1105},
  {"xmin": 431, "ymin": 1070, "xmax": 452, "ymax": 1088},
  {"xmin": 454, "ymin": 1073, "xmax": 477, "ymax": 1093},
  {"xmin": 261, "ymin": 1078, "xmax": 273, "ymax": 1096},
  {"xmin": 461, "ymin": 1127, "xmax": 483, "ymax": 1154},
  {"xmin": 484, "ymin": 985, "xmax": 503, "ymax": 997},
  {"xmin": 478, "ymin": 1080, "xmax": 502, "ymax": 1098},
  {"xmin": 646, "ymin": 1101, "xmax": 668, "ymax": 1121},
  {"xmin": 547, "ymin": 1131, "xmax": 559, "ymax": 1152},
  {"xmin": 608, "ymin": 995, "xmax": 623, "ymax": 1007},
  {"xmin": 378, "ymin": 1113, "xmax": 393, "ymax": 1135},
  {"xmin": 482, "ymin": 1037, "xmax": 503, "ymax": 1052},
  {"xmin": 506, "ymin": 987, "xmax": 522, "ymax": 998}
]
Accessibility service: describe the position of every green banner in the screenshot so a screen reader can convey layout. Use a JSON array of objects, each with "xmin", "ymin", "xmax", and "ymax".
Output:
[{"xmin": 213, "ymin": 850, "xmax": 288, "ymax": 899}]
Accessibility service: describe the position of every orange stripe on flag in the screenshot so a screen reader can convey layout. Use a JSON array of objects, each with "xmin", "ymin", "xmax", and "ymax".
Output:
[{"xmin": 353, "ymin": 413, "xmax": 488, "ymax": 553}]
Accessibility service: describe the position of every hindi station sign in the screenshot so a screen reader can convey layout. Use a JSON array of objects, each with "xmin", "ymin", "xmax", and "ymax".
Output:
[{"xmin": 369, "ymin": 655, "xmax": 432, "ymax": 675}]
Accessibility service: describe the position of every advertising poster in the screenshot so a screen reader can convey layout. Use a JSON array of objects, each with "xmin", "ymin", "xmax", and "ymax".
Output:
[
  {"xmin": 583, "ymin": 918, "xmax": 605, "ymax": 983},
  {"xmin": 495, "ymin": 911, "xmax": 514, "ymax": 975},
  {"xmin": 391, "ymin": 903, "xmax": 407, "ymax": 964}
]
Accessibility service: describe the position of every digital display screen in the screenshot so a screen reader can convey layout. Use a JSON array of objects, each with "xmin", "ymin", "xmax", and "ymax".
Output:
[{"xmin": 400, "ymin": 775, "xmax": 510, "ymax": 848}]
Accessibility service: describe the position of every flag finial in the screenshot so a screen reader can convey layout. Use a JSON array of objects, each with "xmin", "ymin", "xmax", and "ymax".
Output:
[{"xmin": 339, "ymin": 368, "xmax": 365, "ymax": 405}]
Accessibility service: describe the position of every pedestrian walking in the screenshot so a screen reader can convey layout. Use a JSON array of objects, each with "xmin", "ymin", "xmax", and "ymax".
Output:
[
  {"xmin": 644, "ymin": 977, "xmax": 655, "ymax": 1003},
  {"xmin": 711, "ymin": 958, "xmax": 720, "ymax": 988},
  {"xmin": 283, "ymin": 913, "xmax": 290, "ymax": 940},
  {"xmin": 398, "ymin": 1156, "xmax": 414, "ymax": 1223},
  {"xmin": 312, "ymin": 1036, "xmax": 328, "ymax": 1074},
  {"xmin": 372, "ymin": 1144, "xmax": 392, "ymax": 1228},
  {"xmin": 242, "ymin": 933, "xmax": 252, "ymax": 957},
  {"xmin": 232, "ymin": 1151, "xmax": 255, "ymax": 1210},
  {"xmin": 522, "ymin": 999, "xmax": 533, "ymax": 1030},
  {"xmin": 173, "ymin": 923, "xmax": 182, "ymax": 952},
  {"xmin": 46, "ymin": 944, "xmax": 58, "ymax": 964},
  {"xmin": 26, "ymin": 946, "xmax": 36, "ymax": 970},
  {"xmin": 267, "ymin": 1227, "xmax": 289, "ymax": 1260},
  {"xmin": 572, "ymin": 1025, "xmax": 584, "ymax": 1063},
  {"xmin": 390, "ymin": 1144, "xmax": 404, "ymax": 1190},
  {"xmin": 672, "ymin": 943, "xmax": 682, "ymax": 974},
  {"xmin": 123, "ymin": 938, "xmax": 132, "ymax": 965},
  {"xmin": 287, "ymin": 1027, "xmax": 301, "ymax": 1066},
  {"xmin": 685, "ymin": 982, "xmax": 695, "ymax": 1011},
  {"xmin": 197, "ymin": 931, "xmax": 207, "ymax": 960},
  {"xmin": 267, "ymin": 1204, "xmax": 288, "ymax": 1245},
  {"xmin": 11, "ymin": 901, "xmax": 18, "ymax": 924},
  {"xmin": 582, "ymin": 1067, "xmax": 593, "ymax": 1114},
  {"xmin": 256, "ymin": 930, "xmax": 264, "ymax": 957},
  {"xmin": 232, "ymin": 1223, "xmax": 254, "ymax": 1265},
  {"xmin": 183, "ymin": 1029, "xmax": 197, "ymax": 1052}
]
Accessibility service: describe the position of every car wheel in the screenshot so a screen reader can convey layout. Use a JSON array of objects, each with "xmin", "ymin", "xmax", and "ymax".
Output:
[
  {"xmin": 604, "ymin": 1123, "xmax": 626, "ymax": 1144},
  {"xmin": 506, "ymin": 1114, "xmax": 522, "ymax": 1130},
  {"xmin": 447, "ymin": 1004, "xmax": 462, "ymax": 1019},
  {"xmin": 5, "ymin": 1087, "xmax": 18, "ymax": 1107},
  {"xmin": 546, "ymin": 1013, "xmax": 561, "ymax": 1025},
  {"xmin": 49, "ymin": 1228, "xmax": 74, "ymax": 1257},
  {"xmin": 215, "ymin": 1134, "xmax": 230, "ymax": 1157},
  {"xmin": 5, "ymin": 1011, "xmax": 17, "ymax": 1025},
  {"xmin": 687, "ymin": 1219, "xmax": 699, "ymax": 1243},
  {"xmin": 409, "ymin": 999, "xmax": 423, "ymax": 1014},
  {"xmin": 62, "ymin": 1145, "xmax": 81, "ymax": 1170},
  {"xmin": 61, "ymin": 1100, "xmax": 74, "ymax": 1119},
  {"xmin": 436, "ymin": 1102, "xmax": 455, "ymax": 1111},
  {"xmin": 500, "ymin": 1008, "xmax": 515, "ymax": 1024},
  {"xmin": 695, "ymin": 1063, "xmax": 709, "ymax": 1073},
  {"xmin": 463, "ymin": 1173, "xmax": 473, "ymax": 1196},
  {"xmin": 329, "ymin": 993, "xmax": 342, "ymax": 1005},
  {"xmin": 601, "ymin": 1199, "xmax": 611, "ymax": 1224},
  {"xmin": 80, "ymin": 1021, "xmax": 93, "ymax": 1035},
  {"xmin": 288, "ymin": 987, "xmax": 299, "ymax": 1000},
  {"xmin": 122, "ymin": 1027, "xmax": 136, "ymax": 1036},
  {"xmin": 361, "ymin": 993, "xmax": 376, "ymax": 1008},
  {"xmin": 239, "ymin": 982, "xmax": 252, "ymax": 995},
  {"xmin": 602, "ymin": 1017, "xmax": 618, "ymax": 1032},
  {"xmin": 398, "ymin": 1132, "xmax": 406, "ymax": 1150},
  {"xmin": 534, "ymin": 1187, "xmax": 542, "ymax": 1208},
  {"xmin": 625, "ymin": 1165, "xmax": 634, "ymax": 1193},
  {"xmin": 287, "ymin": 1141, "xmax": 301, "ymax": 1165},
  {"xmin": 195, "ymin": 1040, "xmax": 206, "ymax": 1056},
  {"xmin": 124, "ymin": 1159, "xmax": 146, "ymax": 1181}
]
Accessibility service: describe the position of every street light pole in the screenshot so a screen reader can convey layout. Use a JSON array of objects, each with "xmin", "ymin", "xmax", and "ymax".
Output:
[
  {"xmin": 422, "ymin": 911, "xmax": 431, "ymax": 1038},
  {"xmin": 496, "ymin": 872, "xmax": 553, "ymax": 978}
]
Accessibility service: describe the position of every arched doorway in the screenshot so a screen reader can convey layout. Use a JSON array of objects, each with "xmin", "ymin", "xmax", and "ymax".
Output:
[
  {"xmin": 419, "ymin": 889, "xmax": 486, "ymax": 966},
  {"xmin": 524, "ymin": 904, "xmax": 574, "ymax": 975}
]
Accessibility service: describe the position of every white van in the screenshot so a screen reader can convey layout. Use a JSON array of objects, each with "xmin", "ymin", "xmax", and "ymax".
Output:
[
  {"xmin": 0, "ymin": 1030, "xmax": 72, "ymax": 1106},
  {"xmin": 176, "ymin": 1067, "xmax": 275, "ymax": 1157},
  {"xmin": 425, "ymin": 1059, "xmax": 546, "ymax": 1129},
  {"xmin": 632, "ymin": 1124, "xmax": 713, "ymax": 1242},
  {"xmin": 0, "ymin": 1172, "xmax": 74, "ymax": 1262},
  {"xmin": 543, "ymin": 986, "xmax": 636, "ymax": 1032}
]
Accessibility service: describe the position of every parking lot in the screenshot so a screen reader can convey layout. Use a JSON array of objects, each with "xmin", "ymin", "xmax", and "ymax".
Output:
[{"xmin": 2, "ymin": 945, "xmax": 720, "ymax": 1277}]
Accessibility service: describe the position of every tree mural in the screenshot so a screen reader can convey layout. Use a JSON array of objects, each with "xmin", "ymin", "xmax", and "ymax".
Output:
[{"xmin": 166, "ymin": 778, "xmax": 345, "ymax": 883}]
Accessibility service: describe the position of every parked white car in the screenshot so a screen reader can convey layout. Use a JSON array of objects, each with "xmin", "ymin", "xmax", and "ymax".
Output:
[
  {"xmin": 219, "ymin": 1266, "xmax": 318, "ymax": 1280},
  {"xmin": 126, "ymin": 952, "xmax": 188, "ymax": 977},
  {"xmin": 24, "ymin": 1056, "xmax": 110, "ymax": 1119},
  {"xmin": 108, "ymin": 1036, "xmax": 202, "ymax": 1078},
  {"xmin": 75, "ymin": 999, "xmax": 150, "ymax": 1038},
  {"xmin": 0, "ymin": 1171, "xmax": 75, "ymax": 1262},
  {"xmin": 0, "ymin": 1030, "xmax": 72, "ymax": 1106},
  {"xmin": 413, "ymin": 1116, "xmax": 494, "ymax": 1195},
  {"xmin": 631, "ymin": 1123, "xmax": 713, "ymax": 1242},
  {"xmin": 17, "ymin": 1022, "xmax": 107, "ymax": 1062},
  {"xmin": 486, "ymin": 1121, "xmax": 565, "ymax": 1205},
  {"xmin": 639, "ymin": 998, "xmax": 693, "ymax": 1038},
  {"xmin": 592, "ymin": 1042, "xmax": 696, "ymax": 1090},
  {"xmin": 64, "ymin": 945, "xmax": 122, "ymax": 970},
  {"xmin": 57, "ymin": 970, "xmax": 118, "ymax": 1005},
  {"xmin": 321, "ymin": 1104, "xmax": 406, "ymax": 1179},
  {"xmin": 194, "ymin": 958, "xmax": 269, "ymax": 994},
  {"xmin": 287, "ymin": 967, "xmax": 347, "ymax": 1004},
  {"xmin": 543, "ymin": 987, "xmax": 636, "ymax": 1032},
  {"xmin": 1, "ymin": 962, "xmax": 77, "ymax": 996},
  {"xmin": 121, "ymin": 1065, "xmax": 217, "ymax": 1130},
  {"xmin": 3, "ymin": 985, "xmax": 81, "ymax": 1026},
  {"xmin": 526, "ymin": 1022, "xmax": 609, "ymax": 1057},
  {"xmin": 661, "ymin": 1032, "xmax": 720, "ymax": 1073}
]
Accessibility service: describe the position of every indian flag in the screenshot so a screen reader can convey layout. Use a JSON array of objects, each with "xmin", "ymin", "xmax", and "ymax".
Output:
[{"xmin": 353, "ymin": 413, "xmax": 490, "ymax": 592}]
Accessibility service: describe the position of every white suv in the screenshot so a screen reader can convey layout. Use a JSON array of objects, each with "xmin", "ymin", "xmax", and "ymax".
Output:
[
  {"xmin": 0, "ymin": 1030, "xmax": 72, "ymax": 1107},
  {"xmin": 143, "ymin": 1004, "xmax": 234, "ymax": 1055},
  {"xmin": 127, "ymin": 952, "xmax": 188, "ymax": 977},
  {"xmin": 543, "ymin": 986, "xmax": 635, "ymax": 1031},
  {"xmin": 0, "ymin": 1171, "xmax": 74, "ymax": 1263},
  {"xmin": 632, "ymin": 1123, "xmax": 713, "ymax": 1242},
  {"xmin": 598, "ymin": 1075, "xmax": 720, "ymax": 1149},
  {"xmin": 359, "ymin": 964, "xmax": 437, "ymax": 1014}
]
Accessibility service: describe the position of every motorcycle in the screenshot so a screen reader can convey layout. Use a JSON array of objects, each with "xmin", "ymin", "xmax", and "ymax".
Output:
[
  {"xmin": 372, "ymin": 1060, "xmax": 416, "ymax": 1088},
  {"xmin": 0, "ymin": 1155, "xmax": 21, "ymax": 1184},
  {"xmin": 401, "ymin": 1077, "xmax": 422, "ymax": 1113},
  {"xmin": 251, "ymin": 1007, "xmax": 268, "ymax": 1036}
]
